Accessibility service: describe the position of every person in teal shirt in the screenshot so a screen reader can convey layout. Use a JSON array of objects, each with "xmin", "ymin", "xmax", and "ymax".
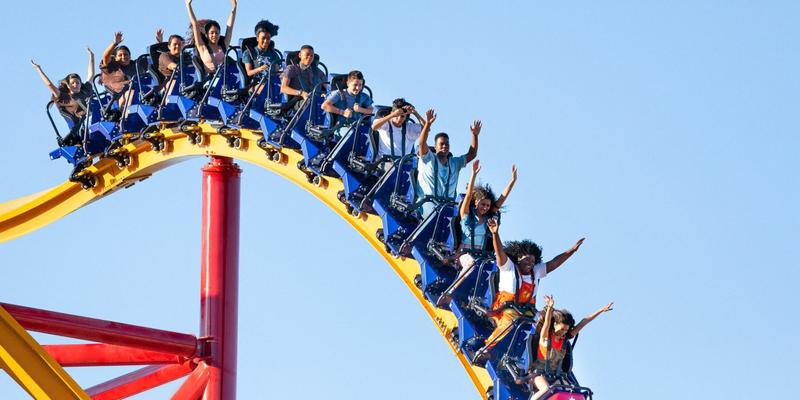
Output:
[{"xmin": 415, "ymin": 108, "xmax": 481, "ymax": 218}]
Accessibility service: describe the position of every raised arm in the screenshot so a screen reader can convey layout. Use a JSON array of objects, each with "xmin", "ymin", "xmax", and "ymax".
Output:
[
  {"xmin": 224, "ymin": 0, "xmax": 238, "ymax": 49},
  {"xmin": 30, "ymin": 60, "xmax": 59, "ymax": 97},
  {"xmin": 545, "ymin": 238, "xmax": 585, "ymax": 274},
  {"xmin": 570, "ymin": 302, "xmax": 613, "ymax": 338},
  {"xmin": 85, "ymin": 47, "xmax": 95, "ymax": 82},
  {"xmin": 417, "ymin": 108, "xmax": 436, "ymax": 157},
  {"xmin": 371, "ymin": 108, "xmax": 401, "ymax": 130},
  {"xmin": 185, "ymin": 0, "xmax": 205, "ymax": 51},
  {"xmin": 487, "ymin": 218, "xmax": 507, "ymax": 267},
  {"xmin": 102, "ymin": 31, "xmax": 123, "ymax": 67},
  {"xmin": 460, "ymin": 160, "xmax": 480, "ymax": 219},
  {"xmin": 539, "ymin": 295, "xmax": 555, "ymax": 346},
  {"xmin": 493, "ymin": 165, "xmax": 517, "ymax": 211},
  {"xmin": 465, "ymin": 119, "xmax": 481, "ymax": 162}
]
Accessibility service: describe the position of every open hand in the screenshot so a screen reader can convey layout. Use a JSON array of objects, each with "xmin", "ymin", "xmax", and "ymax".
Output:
[
  {"xmin": 600, "ymin": 302, "xmax": 614, "ymax": 313},
  {"xmin": 30, "ymin": 59, "xmax": 40, "ymax": 69},
  {"xmin": 156, "ymin": 28, "xmax": 164, "ymax": 43},
  {"xmin": 471, "ymin": 159, "xmax": 481, "ymax": 175},
  {"xmin": 470, "ymin": 120, "xmax": 482, "ymax": 136},
  {"xmin": 487, "ymin": 218, "xmax": 499, "ymax": 234},
  {"xmin": 544, "ymin": 295, "xmax": 554, "ymax": 308},
  {"xmin": 114, "ymin": 31, "xmax": 124, "ymax": 45},
  {"xmin": 570, "ymin": 238, "xmax": 585, "ymax": 253},
  {"xmin": 425, "ymin": 108, "xmax": 437, "ymax": 125}
]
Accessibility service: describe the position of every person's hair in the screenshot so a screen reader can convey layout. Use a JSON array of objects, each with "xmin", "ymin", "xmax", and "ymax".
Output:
[
  {"xmin": 434, "ymin": 132, "xmax": 449, "ymax": 143},
  {"xmin": 391, "ymin": 97, "xmax": 412, "ymax": 111},
  {"xmin": 347, "ymin": 70, "xmax": 364, "ymax": 82},
  {"xmin": 115, "ymin": 46, "xmax": 131, "ymax": 56},
  {"xmin": 254, "ymin": 20, "xmax": 279, "ymax": 37},
  {"xmin": 471, "ymin": 183, "xmax": 499, "ymax": 218},
  {"xmin": 300, "ymin": 44, "xmax": 314, "ymax": 53},
  {"xmin": 58, "ymin": 73, "xmax": 82, "ymax": 95},
  {"xmin": 168, "ymin": 34, "xmax": 185, "ymax": 44},
  {"xmin": 191, "ymin": 20, "xmax": 224, "ymax": 49},
  {"xmin": 534, "ymin": 309, "xmax": 576, "ymax": 338},
  {"xmin": 503, "ymin": 240, "xmax": 542, "ymax": 265}
]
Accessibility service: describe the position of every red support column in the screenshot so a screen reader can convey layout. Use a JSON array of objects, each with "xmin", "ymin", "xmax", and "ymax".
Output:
[{"xmin": 200, "ymin": 156, "xmax": 241, "ymax": 400}]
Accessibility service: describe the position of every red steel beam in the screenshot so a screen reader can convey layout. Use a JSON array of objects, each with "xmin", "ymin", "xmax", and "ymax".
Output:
[
  {"xmin": 200, "ymin": 157, "xmax": 241, "ymax": 400},
  {"xmin": 43, "ymin": 343, "xmax": 183, "ymax": 367},
  {"xmin": 85, "ymin": 363, "xmax": 194, "ymax": 400},
  {"xmin": 171, "ymin": 361, "xmax": 210, "ymax": 400},
  {"xmin": 0, "ymin": 302, "xmax": 197, "ymax": 357}
]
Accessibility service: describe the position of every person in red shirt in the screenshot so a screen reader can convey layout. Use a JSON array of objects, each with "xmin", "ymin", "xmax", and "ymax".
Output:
[{"xmin": 529, "ymin": 296, "xmax": 613, "ymax": 400}]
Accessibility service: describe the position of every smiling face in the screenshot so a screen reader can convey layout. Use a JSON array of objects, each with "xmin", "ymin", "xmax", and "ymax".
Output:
[
  {"xmin": 168, "ymin": 37, "xmax": 183, "ymax": 56},
  {"xmin": 553, "ymin": 321, "xmax": 570, "ymax": 338},
  {"xmin": 474, "ymin": 198, "xmax": 491, "ymax": 217},
  {"xmin": 206, "ymin": 25, "xmax": 220, "ymax": 45},
  {"xmin": 517, "ymin": 254, "xmax": 536, "ymax": 272},
  {"xmin": 434, "ymin": 136, "xmax": 449, "ymax": 155},
  {"xmin": 67, "ymin": 77, "xmax": 82, "ymax": 94},
  {"xmin": 115, "ymin": 48, "xmax": 131, "ymax": 65},
  {"xmin": 346, "ymin": 78, "xmax": 363, "ymax": 95},
  {"xmin": 299, "ymin": 48, "xmax": 314, "ymax": 67},
  {"xmin": 256, "ymin": 31, "xmax": 271, "ymax": 49}
]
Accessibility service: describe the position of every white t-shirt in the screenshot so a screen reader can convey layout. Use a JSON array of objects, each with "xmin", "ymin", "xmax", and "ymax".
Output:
[
  {"xmin": 376, "ymin": 120, "xmax": 421, "ymax": 157},
  {"xmin": 497, "ymin": 259, "xmax": 548, "ymax": 298}
]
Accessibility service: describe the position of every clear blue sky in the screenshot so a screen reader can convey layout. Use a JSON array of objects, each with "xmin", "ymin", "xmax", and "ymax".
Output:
[{"xmin": 1, "ymin": 1, "xmax": 799, "ymax": 399}]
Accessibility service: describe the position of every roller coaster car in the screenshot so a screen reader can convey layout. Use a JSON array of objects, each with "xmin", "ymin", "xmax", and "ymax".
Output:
[
  {"xmin": 329, "ymin": 119, "xmax": 389, "ymax": 215},
  {"xmin": 231, "ymin": 37, "xmax": 284, "ymax": 130},
  {"xmin": 447, "ymin": 263, "xmax": 496, "ymax": 354},
  {"xmin": 207, "ymin": 48, "xmax": 250, "ymax": 126},
  {"xmin": 120, "ymin": 55, "xmax": 161, "ymax": 134},
  {"xmin": 401, "ymin": 203, "xmax": 458, "ymax": 301},
  {"xmin": 368, "ymin": 155, "xmax": 422, "ymax": 255},
  {"xmin": 164, "ymin": 46, "xmax": 214, "ymax": 121}
]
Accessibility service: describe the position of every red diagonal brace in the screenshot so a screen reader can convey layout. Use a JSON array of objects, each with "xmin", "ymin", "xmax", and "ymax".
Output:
[
  {"xmin": 172, "ymin": 361, "xmax": 211, "ymax": 400},
  {"xmin": 1, "ymin": 302, "xmax": 197, "ymax": 357},
  {"xmin": 43, "ymin": 344, "xmax": 183, "ymax": 367},
  {"xmin": 85, "ymin": 363, "xmax": 194, "ymax": 400}
]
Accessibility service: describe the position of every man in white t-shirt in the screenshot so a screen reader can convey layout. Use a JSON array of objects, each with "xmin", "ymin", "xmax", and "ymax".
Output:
[
  {"xmin": 415, "ymin": 109, "xmax": 481, "ymax": 218},
  {"xmin": 373, "ymin": 98, "xmax": 425, "ymax": 159},
  {"xmin": 472, "ymin": 219, "xmax": 586, "ymax": 364}
]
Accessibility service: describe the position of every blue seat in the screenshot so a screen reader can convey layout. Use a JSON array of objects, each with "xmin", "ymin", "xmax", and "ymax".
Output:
[
  {"xmin": 231, "ymin": 38, "xmax": 284, "ymax": 130},
  {"xmin": 370, "ymin": 156, "xmax": 420, "ymax": 255}
]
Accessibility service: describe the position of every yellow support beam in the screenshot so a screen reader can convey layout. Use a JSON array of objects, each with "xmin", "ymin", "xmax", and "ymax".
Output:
[
  {"xmin": 0, "ymin": 125, "xmax": 493, "ymax": 397},
  {"xmin": 0, "ymin": 305, "xmax": 90, "ymax": 400}
]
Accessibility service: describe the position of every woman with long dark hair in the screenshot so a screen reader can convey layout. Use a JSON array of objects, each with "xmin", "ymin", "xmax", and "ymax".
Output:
[
  {"xmin": 31, "ymin": 47, "xmax": 95, "ymax": 145},
  {"xmin": 185, "ymin": 0, "xmax": 238, "ymax": 74}
]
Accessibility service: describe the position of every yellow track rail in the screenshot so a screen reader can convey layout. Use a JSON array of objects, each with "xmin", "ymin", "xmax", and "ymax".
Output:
[
  {"xmin": 0, "ymin": 124, "xmax": 492, "ymax": 398},
  {"xmin": 0, "ymin": 305, "xmax": 90, "ymax": 399}
]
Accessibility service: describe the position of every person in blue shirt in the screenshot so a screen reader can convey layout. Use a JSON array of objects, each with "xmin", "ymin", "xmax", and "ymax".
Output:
[
  {"xmin": 321, "ymin": 70, "xmax": 374, "ymax": 139},
  {"xmin": 456, "ymin": 160, "xmax": 517, "ymax": 271},
  {"xmin": 415, "ymin": 108, "xmax": 481, "ymax": 218},
  {"xmin": 242, "ymin": 20, "xmax": 281, "ymax": 81}
]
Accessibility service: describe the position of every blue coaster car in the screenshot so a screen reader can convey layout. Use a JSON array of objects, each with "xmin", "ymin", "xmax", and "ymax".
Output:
[
  {"xmin": 224, "ymin": 37, "xmax": 284, "ymax": 130},
  {"xmin": 163, "ymin": 46, "xmax": 211, "ymax": 122},
  {"xmin": 122, "ymin": 55, "xmax": 161, "ymax": 133},
  {"xmin": 407, "ymin": 203, "xmax": 458, "ymax": 302},
  {"xmin": 329, "ymin": 115, "xmax": 387, "ymax": 215},
  {"xmin": 447, "ymin": 259, "xmax": 496, "ymax": 354},
  {"xmin": 369, "ymin": 155, "xmax": 421, "ymax": 255}
]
